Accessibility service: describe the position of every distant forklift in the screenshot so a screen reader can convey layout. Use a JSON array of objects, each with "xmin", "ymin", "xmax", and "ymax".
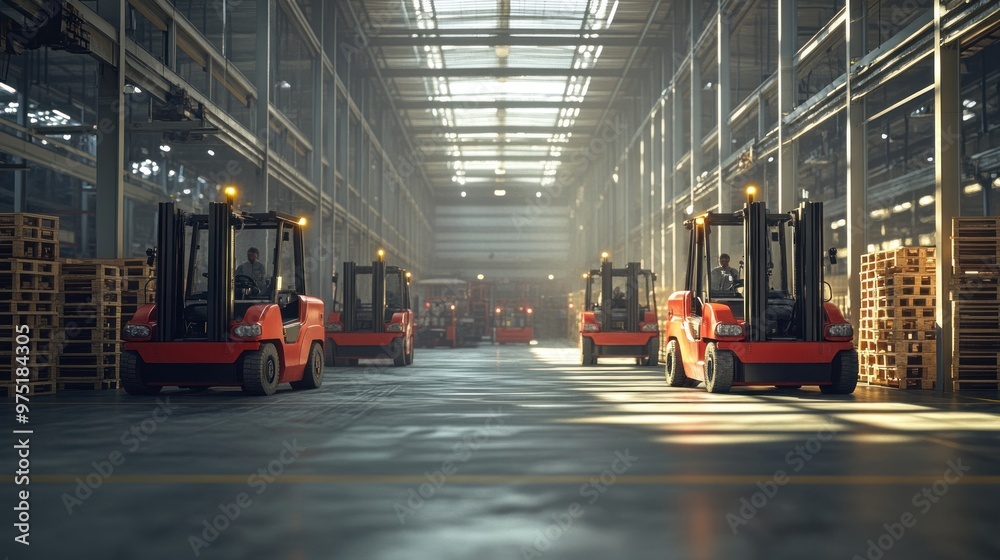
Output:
[
  {"xmin": 326, "ymin": 250, "xmax": 415, "ymax": 366},
  {"xmin": 493, "ymin": 301, "xmax": 535, "ymax": 344},
  {"xmin": 121, "ymin": 190, "xmax": 326, "ymax": 396},
  {"xmin": 416, "ymin": 297, "xmax": 476, "ymax": 348},
  {"xmin": 579, "ymin": 253, "xmax": 660, "ymax": 366},
  {"xmin": 663, "ymin": 187, "xmax": 858, "ymax": 393}
]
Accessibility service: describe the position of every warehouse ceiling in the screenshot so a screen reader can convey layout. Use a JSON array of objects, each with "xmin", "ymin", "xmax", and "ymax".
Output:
[
  {"xmin": 341, "ymin": 0, "xmax": 675, "ymax": 280},
  {"xmin": 351, "ymin": 0, "xmax": 672, "ymax": 203}
]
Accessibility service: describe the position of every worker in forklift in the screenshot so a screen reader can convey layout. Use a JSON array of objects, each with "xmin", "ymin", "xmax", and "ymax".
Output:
[
  {"xmin": 236, "ymin": 247, "xmax": 268, "ymax": 295},
  {"xmin": 611, "ymin": 286, "xmax": 626, "ymax": 308},
  {"xmin": 710, "ymin": 253, "xmax": 740, "ymax": 294}
]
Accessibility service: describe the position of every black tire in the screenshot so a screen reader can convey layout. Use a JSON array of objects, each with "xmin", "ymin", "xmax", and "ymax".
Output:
[
  {"xmin": 705, "ymin": 343, "xmax": 735, "ymax": 394},
  {"xmin": 392, "ymin": 337, "xmax": 406, "ymax": 367},
  {"xmin": 644, "ymin": 338, "xmax": 660, "ymax": 367},
  {"xmin": 821, "ymin": 349, "xmax": 859, "ymax": 395},
  {"xmin": 582, "ymin": 337, "xmax": 596, "ymax": 366},
  {"xmin": 664, "ymin": 340, "xmax": 688, "ymax": 387},
  {"xmin": 121, "ymin": 351, "xmax": 162, "ymax": 395},
  {"xmin": 291, "ymin": 342, "xmax": 324, "ymax": 390},
  {"xmin": 325, "ymin": 342, "xmax": 335, "ymax": 365},
  {"xmin": 242, "ymin": 343, "xmax": 280, "ymax": 396}
]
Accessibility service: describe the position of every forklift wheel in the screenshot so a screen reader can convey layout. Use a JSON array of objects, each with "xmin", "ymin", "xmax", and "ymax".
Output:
[
  {"xmin": 121, "ymin": 351, "xmax": 162, "ymax": 396},
  {"xmin": 582, "ymin": 338, "xmax": 596, "ymax": 366},
  {"xmin": 392, "ymin": 339, "xmax": 406, "ymax": 367},
  {"xmin": 704, "ymin": 343, "xmax": 735, "ymax": 394},
  {"xmin": 664, "ymin": 340, "xmax": 688, "ymax": 387},
  {"xmin": 644, "ymin": 338, "xmax": 660, "ymax": 367},
  {"xmin": 291, "ymin": 343, "xmax": 324, "ymax": 390},
  {"xmin": 242, "ymin": 343, "xmax": 281, "ymax": 396},
  {"xmin": 820, "ymin": 349, "xmax": 859, "ymax": 395},
  {"xmin": 404, "ymin": 339, "xmax": 414, "ymax": 365}
]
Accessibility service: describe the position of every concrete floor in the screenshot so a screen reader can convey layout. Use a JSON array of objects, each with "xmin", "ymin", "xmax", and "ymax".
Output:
[{"xmin": 14, "ymin": 342, "xmax": 1000, "ymax": 560}]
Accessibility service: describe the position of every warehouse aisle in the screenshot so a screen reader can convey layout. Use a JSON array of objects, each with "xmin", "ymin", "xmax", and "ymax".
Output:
[{"xmin": 23, "ymin": 343, "xmax": 1000, "ymax": 560}]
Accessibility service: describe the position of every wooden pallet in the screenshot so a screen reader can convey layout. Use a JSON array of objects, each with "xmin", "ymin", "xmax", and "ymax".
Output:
[
  {"xmin": 59, "ymin": 326, "xmax": 121, "ymax": 342},
  {"xmin": 63, "ymin": 302, "xmax": 121, "ymax": 320},
  {"xmin": 0, "ymin": 238, "xmax": 59, "ymax": 260},
  {"xmin": 0, "ymin": 326, "xmax": 55, "ymax": 340},
  {"xmin": 952, "ymin": 302, "xmax": 1000, "ymax": 331},
  {"xmin": 0, "ymin": 225, "xmax": 56, "ymax": 242},
  {"xmin": 61, "ymin": 260, "xmax": 121, "ymax": 277},
  {"xmin": 62, "ymin": 292, "xmax": 121, "ymax": 305},
  {"xmin": 0, "ymin": 300, "xmax": 58, "ymax": 314},
  {"xmin": 0, "ymin": 213, "xmax": 59, "ymax": 230},
  {"xmin": 872, "ymin": 352, "xmax": 937, "ymax": 368},
  {"xmin": 0, "ymin": 312, "xmax": 59, "ymax": 328},
  {"xmin": 58, "ymin": 353, "xmax": 119, "ymax": 367},
  {"xmin": 950, "ymin": 274, "xmax": 1000, "ymax": 301},
  {"xmin": 0, "ymin": 361, "xmax": 55, "ymax": 382},
  {"xmin": 55, "ymin": 365, "xmax": 118, "ymax": 381},
  {"xmin": 869, "ymin": 377, "xmax": 936, "ymax": 390},
  {"xmin": 0, "ymin": 381, "xmax": 56, "ymax": 398},
  {"xmin": 0, "ymin": 290, "xmax": 58, "ymax": 303},
  {"xmin": 57, "ymin": 379, "xmax": 119, "ymax": 391},
  {"xmin": 953, "ymin": 379, "xmax": 1000, "ymax": 391},
  {"xmin": 870, "ymin": 362, "xmax": 936, "ymax": 381},
  {"xmin": 874, "ymin": 340, "xmax": 936, "ymax": 354},
  {"xmin": 61, "ymin": 276, "xmax": 120, "ymax": 292}
]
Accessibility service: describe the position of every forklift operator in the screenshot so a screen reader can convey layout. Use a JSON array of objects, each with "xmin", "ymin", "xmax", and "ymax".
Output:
[
  {"xmin": 710, "ymin": 253, "xmax": 740, "ymax": 293},
  {"xmin": 236, "ymin": 247, "xmax": 269, "ymax": 290},
  {"xmin": 611, "ymin": 286, "xmax": 626, "ymax": 308}
]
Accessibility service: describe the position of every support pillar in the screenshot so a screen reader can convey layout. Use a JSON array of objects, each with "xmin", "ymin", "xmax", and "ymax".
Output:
[
  {"xmin": 777, "ymin": 0, "xmax": 796, "ymax": 212},
  {"xmin": 934, "ymin": 0, "xmax": 959, "ymax": 393},
  {"xmin": 96, "ymin": 0, "xmax": 126, "ymax": 258},
  {"xmin": 845, "ymin": 0, "xmax": 866, "ymax": 333}
]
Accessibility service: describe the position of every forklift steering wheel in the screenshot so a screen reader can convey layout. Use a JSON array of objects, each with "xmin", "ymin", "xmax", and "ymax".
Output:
[{"xmin": 235, "ymin": 274, "xmax": 260, "ymax": 297}]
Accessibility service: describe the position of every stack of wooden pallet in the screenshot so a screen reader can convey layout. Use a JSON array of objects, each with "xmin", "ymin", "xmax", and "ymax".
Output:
[
  {"xmin": 951, "ymin": 217, "xmax": 1000, "ymax": 391},
  {"xmin": 120, "ymin": 257, "xmax": 156, "ymax": 323},
  {"xmin": 0, "ymin": 213, "xmax": 59, "ymax": 397},
  {"xmin": 58, "ymin": 260, "xmax": 121, "ymax": 391},
  {"xmin": 858, "ymin": 247, "xmax": 937, "ymax": 389}
]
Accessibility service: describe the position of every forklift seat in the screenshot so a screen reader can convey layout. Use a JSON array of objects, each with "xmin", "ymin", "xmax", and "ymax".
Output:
[{"xmin": 278, "ymin": 293, "xmax": 301, "ymax": 324}]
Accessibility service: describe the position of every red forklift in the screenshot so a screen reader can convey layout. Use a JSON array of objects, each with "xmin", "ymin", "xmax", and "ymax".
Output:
[
  {"xmin": 121, "ymin": 194, "xmax": 326, "ymax": 396},
  {"xmin": 493, "ymin": 301, "xmax": 535, "ymax": 344},
  {"xmin": 325, "ymin": 250, "xmax": 415, "ymax": 366},
  {"xmin": 416, "ymin": 297, "xmax": 476, "ymax": 348},
  {"xmin": 663, "ymin": 188, "xmax": 858, "ymax": 393},
  {"xmin": 579, "ymin": 253, "xmax": 660, "ymax": 366}
]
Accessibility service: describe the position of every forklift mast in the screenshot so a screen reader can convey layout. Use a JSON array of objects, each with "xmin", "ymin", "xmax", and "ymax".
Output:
[
  {"xmin": 207, "ymin": 202, "xmax": 234, "ymax": 342},
  {"xmin": 339, "ymin": 256, "xmax": 407, "ymax": 333},
  {"xmin": 589, "ymin": 259, "xmax": 646, "ymax": 333},
  {"xmin": 794, "ymin": 201, "xmax": 824, "ymax": 342},
  {"xmin": 744, "ymin": 201, "xmax": 768, "ymax": 342},
  {"xmin": 599, "ymin": 258, "xmax": 613, "ymax": 333},
  {"xmin": 155, "ymin": 202, "xmax": 186, "ymax": 342}
]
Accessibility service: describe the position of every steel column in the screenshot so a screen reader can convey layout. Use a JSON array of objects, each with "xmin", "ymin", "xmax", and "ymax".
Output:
[
  {"xmin": 934, "ymin": 0, "xmax": 959, "ymax": 393},
  {"xmin": 845, "ymin": 0, "xmax": 866, "ymax": 333},
  {"xmin": 777, "ymin": 0, "xmax": 796, "ymax": 212},
  {"xmin": 95, "ymin": 0, "xmax": 126, "ymax": 258}
]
